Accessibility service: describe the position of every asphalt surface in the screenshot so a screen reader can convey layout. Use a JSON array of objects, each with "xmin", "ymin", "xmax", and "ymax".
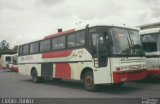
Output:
[{"xmin": 0, "ymin": 70, "xmax": 160, "ymax": 98}]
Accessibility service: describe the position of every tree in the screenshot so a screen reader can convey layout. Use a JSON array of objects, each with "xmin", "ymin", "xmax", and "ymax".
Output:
[
  {"xmin": 13, "ymin": 45, "xmax": 18, "ymax": 52},
  {"xmin": 0, "ymin": 40, "xmax": 17, "ymax": 56},
  {"xmin": 0, "ymin": 40, "xmax": 10, "ymax": 51}
]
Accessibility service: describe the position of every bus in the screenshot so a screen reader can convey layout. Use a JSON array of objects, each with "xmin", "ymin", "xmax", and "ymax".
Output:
[
  {"xmin": 0, "ymin": 54, "xmax": 13, "ymax": 70},
  {"xmin": 8, "ymin": 54, "xmax": 18, "ymax": 72},
  {"xmin": 139, "ymin": 23, "xmax": 160, "ymax": 78},
  {"xmin": 18, "ymin": 25, "xmax": 147, "ymax": 91}
]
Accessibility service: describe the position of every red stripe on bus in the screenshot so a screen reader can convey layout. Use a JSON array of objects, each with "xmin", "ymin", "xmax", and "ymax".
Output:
[
  {"xmin": 147, "ymin": 69, "xmax": 160, "ymax": 76},
  {"xmin": 0, "ymin": 67, "xmax": 7, "ymax": 70},
  {"xmin": 42, "ymin": 50, "xmax": 72, "ymax": 58},
  {"xmin": 44, "ymin": 29, "xmax": 75, "ymax": 39},
  {"xmin": 11, "ymin": 67, "xmax": 19, "ymax": 72},
  {"xmin": 55, "ymin": 63, "xmax": 71, "ymax": 79}
]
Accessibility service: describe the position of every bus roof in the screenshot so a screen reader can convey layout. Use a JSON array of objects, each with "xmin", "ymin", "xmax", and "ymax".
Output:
[
  {"xmin": 1, "ymin": 54, "xmax": 13, "ymax": 57},
  {"xmin": 44, "ymin": 25, "xmax": 138, "ymax": 39},
  {"xmin": 20, "ymin": 25, "xmax": 138, "ymax": 46},
  {"xmin": 44, "ymin": 29, "xmax": 75, "ymax": 39},
  {"xmin": 138, "ymin": 22, "xmax": 160, "ymax": 30},
  {"xmin": 140, "ymin": 28, "xmax": 160, "ymax": 35}
]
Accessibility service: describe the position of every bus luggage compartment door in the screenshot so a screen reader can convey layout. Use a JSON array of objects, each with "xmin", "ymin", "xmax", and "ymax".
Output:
[{"xmin": 41, "ymin": 63, "xmax": 53, "ymax": 77}]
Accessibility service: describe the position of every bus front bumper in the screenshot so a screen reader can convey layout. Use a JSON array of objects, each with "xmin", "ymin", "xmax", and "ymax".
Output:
[
  {"xmin": 147, "ymin": 69, "xmax": 160, "ymax": 77},
  {"xmin": 112, "ymin": 69, "xmax": 147, "ymax": 83}
]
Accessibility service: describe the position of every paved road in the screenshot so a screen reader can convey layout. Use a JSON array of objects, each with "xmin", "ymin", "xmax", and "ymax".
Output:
[{"xmin": 0, "ymin": 70, "xmax": 160, "ymax": 98}]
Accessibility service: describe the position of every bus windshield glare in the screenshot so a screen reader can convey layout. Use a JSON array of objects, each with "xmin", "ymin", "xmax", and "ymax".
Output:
[{"xmin": 111, "ymin": 27, "xmax": 144, "ymax": 55}]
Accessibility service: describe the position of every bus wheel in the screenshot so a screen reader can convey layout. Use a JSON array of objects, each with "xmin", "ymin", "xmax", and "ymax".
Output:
[
  {"xmin": 31, "ymin": 69, "xmax": 41, "ymax": 83},
  {"xmin": 83, "ymin": 71, "xmax": 99, "ymax": 92}
]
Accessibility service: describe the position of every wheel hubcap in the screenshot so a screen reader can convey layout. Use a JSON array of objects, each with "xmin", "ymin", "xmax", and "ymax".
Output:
[{"xmin": 85, "ymin": 77, "xmax": 93, "ymax": 87}]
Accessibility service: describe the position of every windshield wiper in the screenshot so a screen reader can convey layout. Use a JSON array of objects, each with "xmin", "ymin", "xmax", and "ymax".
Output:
[{"xmin": 121, "ymin": 37, "xmax": 132, "ymax": 54}]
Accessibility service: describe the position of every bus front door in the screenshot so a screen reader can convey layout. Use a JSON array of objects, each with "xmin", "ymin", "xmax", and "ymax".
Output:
[
  {"xmin": 91, "ymin": 33, "xmax": 111, "ymax": 84},
  {"xmin": 91, "ymin": 33, "xmax": 108, "ymax": 67}
]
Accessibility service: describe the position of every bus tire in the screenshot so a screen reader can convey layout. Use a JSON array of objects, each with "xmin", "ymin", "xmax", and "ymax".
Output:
[
  {"xmin": 83, "ymin": 71, "xmax": 99, "ymax": 92},
  {"xmin": 31, "ymin": 69, "xmax": 42, "ymax": 83}
]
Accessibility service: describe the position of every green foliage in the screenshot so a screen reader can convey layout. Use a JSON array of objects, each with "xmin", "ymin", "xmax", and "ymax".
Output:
[
  {"xmin": 0, "ymin": 40, "xmax": 10, "ymax": 51},
  {"xmin": 13, "ymin": 45, "xmax": 18, "ymax": 52},
  {"xmin": 0, "ymin": 40, "xmax": 17, "ymax": 55}
]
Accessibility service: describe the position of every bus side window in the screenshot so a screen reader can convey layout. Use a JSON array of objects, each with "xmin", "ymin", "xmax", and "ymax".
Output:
[
  {"xmin": 30, "ymin": 42, "xmax": 39, "ymax": 54},
  {"xmin": 68, "ymin": 34, "xmax": 76, "ymax": 48},
  {"xmin": 52, "ymin": 38, "xmax": 58, "ymax": 50},
  {"xmin": 40, "ymin": 39, "xmax": 51, "ymax": 52},
  {"xmin": 58, "ymin": 36, "xmax": 65, "ymax": 49},
  {"xmin": 76, "ymin": 31, "xmax": 85, "ymax": 47},
  {"xmin": 44, "ymin": 39, "xmax": 51, "ymax": 51},
  {"xmin": 40, "ymin": 41, "xmax": 45, "ymax": 52},
  {"xmin": 23, "ymin": 44, "xmax": 29, "ymax": 55},
  {"xmin": 19, "ymin": 46, "xmax": 23, "ymax": 55},
  {"xmin": 52, "ymin": 36, "xmax": 65, "ymax": 50}
]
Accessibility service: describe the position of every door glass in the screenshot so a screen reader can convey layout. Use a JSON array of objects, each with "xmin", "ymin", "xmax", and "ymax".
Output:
[
  {"xmin": 91, "ymin": 33, "xmax": 98, "ymax": 56},
  {"xmin": 98, "ymin": 35, "xmax": 106, "ymax": 54},
  {"xmin": 91, "ymin": 33, "xmax": 108, "ymax": 67},
  {"xmin": 98, "ymin": 34, "xmax": 108, "ymax": 67}
]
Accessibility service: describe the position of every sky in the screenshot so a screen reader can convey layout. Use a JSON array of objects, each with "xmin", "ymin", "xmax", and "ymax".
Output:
[{"xmin": 0, "ymin": 0, "xmax": 160, "ymax": 48}]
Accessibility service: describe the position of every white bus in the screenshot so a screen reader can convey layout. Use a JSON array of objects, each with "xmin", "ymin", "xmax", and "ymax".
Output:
[
  {"xmin": 0, "ymin": 54, "xmax": 13, "ymax": 70},
  {"xmin": 8, "ymin": 54, "xmax": 18, "ymax": 72},
  {"xmin": 140, "ymin": 25, "xmax": 160, "ymax": 78},
  {"xmin": 18, "ymin": 25, "xmax": 147, "ymax": 91}
]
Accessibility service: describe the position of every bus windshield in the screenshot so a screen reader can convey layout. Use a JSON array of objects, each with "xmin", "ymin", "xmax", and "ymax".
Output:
[
  {"xmin": 141, "ymin": 34, "xmax": 160, "ymax": 52},
  {"xmin": 111, "ymin": 27, "xmax": 144, "ymax": 55}
]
